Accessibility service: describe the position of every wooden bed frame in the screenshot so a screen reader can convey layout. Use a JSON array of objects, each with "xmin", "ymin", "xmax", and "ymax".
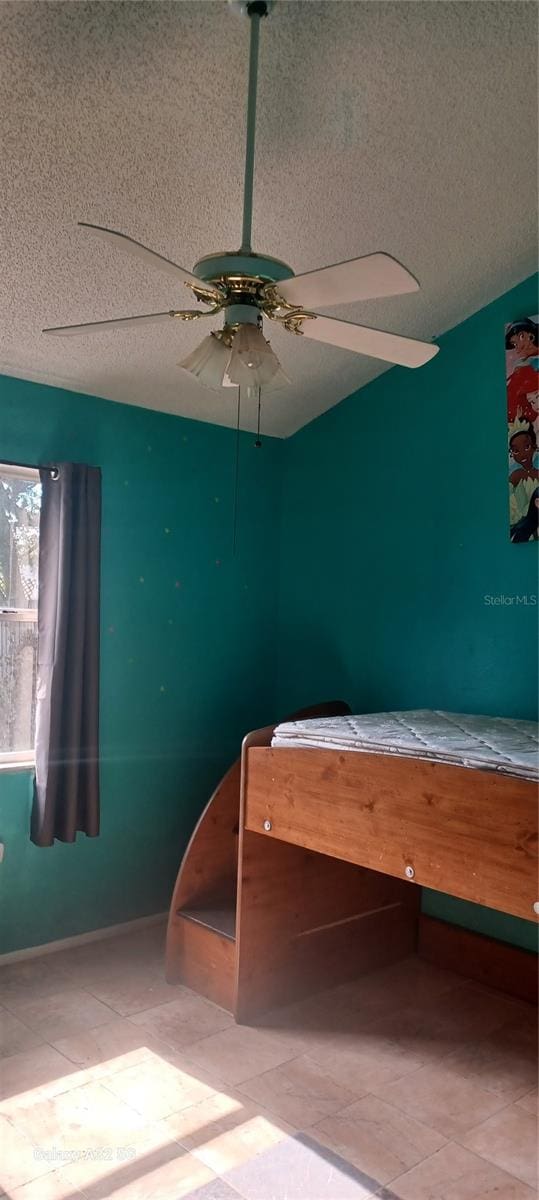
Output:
[{"xmin": 167, "ymin": 703, "xmax": 538, "ymax": 1022}]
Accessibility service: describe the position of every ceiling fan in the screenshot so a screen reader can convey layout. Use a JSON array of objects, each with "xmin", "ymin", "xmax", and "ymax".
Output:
[{"xmin": 43, "ymin": 0, "xmax": 439, "ymax": 391}]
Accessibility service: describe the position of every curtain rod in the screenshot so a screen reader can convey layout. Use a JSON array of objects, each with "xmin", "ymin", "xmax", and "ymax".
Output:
[{"xmin": 1, "ymin": 458, "xmax": 58, "ymax": 478}]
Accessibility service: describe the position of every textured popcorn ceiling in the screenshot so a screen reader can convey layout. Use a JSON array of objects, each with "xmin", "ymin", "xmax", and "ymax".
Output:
[{"xmin": 1, "ymin": 0, "xmax": 537, "ymax": 438}]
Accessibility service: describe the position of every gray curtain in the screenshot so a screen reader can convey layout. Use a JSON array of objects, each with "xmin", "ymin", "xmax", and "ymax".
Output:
[{"xmin": 32, "ymin": 463, "xmax": 101, "ymax": 846}]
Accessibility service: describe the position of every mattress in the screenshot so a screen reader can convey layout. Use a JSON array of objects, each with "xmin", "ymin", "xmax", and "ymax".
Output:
[{"xmin": 271, "ymin": 710, "xmax": 539, "ymax": 781}]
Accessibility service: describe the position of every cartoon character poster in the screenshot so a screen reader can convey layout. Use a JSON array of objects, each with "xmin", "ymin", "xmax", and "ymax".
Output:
[{"xmin": 506, "ymin": 316, "xmax": 538, "ymax": 542}]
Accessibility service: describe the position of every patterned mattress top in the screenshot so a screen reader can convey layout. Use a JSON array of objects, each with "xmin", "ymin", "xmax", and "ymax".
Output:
[{"xmin": 271, "ymin": 710, "xmax": 539, "ymax": 781}]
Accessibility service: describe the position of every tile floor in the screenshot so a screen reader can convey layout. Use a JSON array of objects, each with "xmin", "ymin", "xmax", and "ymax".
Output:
[{"xmin": 0, "ymin": 923, "xmax": 536, "ymax": 1199}]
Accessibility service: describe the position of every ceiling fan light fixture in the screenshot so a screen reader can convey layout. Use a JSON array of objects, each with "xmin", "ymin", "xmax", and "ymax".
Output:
[
  {"xmin": 44, "ymin": 2, "xmax": 440, "ymax": 387},
  {"xmin": 178, "ymin": 332, "xmax": 231, "ymax": 389},
  {"xmin": 226, "ymin": 322, "xmax": 282, "ymax": 387}
]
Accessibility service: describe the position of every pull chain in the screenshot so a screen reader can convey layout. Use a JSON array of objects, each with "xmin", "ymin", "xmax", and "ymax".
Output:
[
  {"xmin": 232, "ymin": 386, "xmax": 241, "ymax": 555},
  {"xmin": 255, "ymin": 387, "xmax": 262, "ymax": 448}
]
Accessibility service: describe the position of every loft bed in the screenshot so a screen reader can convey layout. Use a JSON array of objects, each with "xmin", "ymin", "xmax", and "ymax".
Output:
[{"xmin": 167, "ymin": 706, "xmax": 538, "ymax": 1023}]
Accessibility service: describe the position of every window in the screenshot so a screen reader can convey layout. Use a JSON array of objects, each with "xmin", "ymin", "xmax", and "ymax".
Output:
[{"xmin": 0, "ymin": 464, "xmax": 41, "ymax": 765}]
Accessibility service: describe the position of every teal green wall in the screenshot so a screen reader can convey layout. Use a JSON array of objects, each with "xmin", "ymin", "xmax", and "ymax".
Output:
[
  {"xmin": 277, "ymin": 273, "xmax": 538, "ymax": 953},
  {"xmin": 0, "ymin": 375, "xmax": 282, "ymax": 953}
]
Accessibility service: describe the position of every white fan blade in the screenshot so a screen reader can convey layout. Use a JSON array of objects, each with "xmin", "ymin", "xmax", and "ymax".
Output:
[
  {"xmin": 269, "ymin": 253, "xmax": 419, "ymax": 310},
  {"xmin": 43, "ymin": 312, "xmax": 173, "ymax": 336},
  {"xmin": 78, "ymin": 223, "xmax": 224, "ymax": 301},
  {"xmin": 300, "ymin": 314, "xmax": 439, "ymax": 368}
]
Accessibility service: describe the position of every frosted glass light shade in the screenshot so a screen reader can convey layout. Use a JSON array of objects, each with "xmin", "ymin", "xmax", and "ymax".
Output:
[
  {"xmin": 226, "ymin": 324, "xmax": 281, "ymax": 388},
  {"xmin": 179, "ymin": 324, "xmax": 286, "ymax": 391},
  {"xmin": 179, "ymin": 333, "xmax": 231, "ymax": 389}
]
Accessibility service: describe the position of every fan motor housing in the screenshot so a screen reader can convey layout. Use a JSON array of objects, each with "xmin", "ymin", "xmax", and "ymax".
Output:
[{"xmin": 193, "ymin": 251, "xmax": 294, "ymax": 289}]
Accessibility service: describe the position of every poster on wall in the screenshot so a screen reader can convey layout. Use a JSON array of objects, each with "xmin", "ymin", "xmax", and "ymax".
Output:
[{"xmin": 506, "ymin": 316, "xmax": 538, "ymax": 542}]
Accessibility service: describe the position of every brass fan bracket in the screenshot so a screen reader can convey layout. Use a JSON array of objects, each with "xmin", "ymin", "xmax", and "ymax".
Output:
[
  {"xmin": 262, "ymin": 285, "xmax": 301, "ymax": 313},
  {"xmin": 261, "ymin": 284, "xmax": 316, "ymax": 333},
  {"xmin": 262, "ymin": 302, "xmax": 316, "ymax": 335},
  {"xmin": 169, "ymin": 301, "xmax": 226, "ymax": 321},
  {"xmin": 184, "ymin": 280, "xmax": 227, "ymax": 305}
]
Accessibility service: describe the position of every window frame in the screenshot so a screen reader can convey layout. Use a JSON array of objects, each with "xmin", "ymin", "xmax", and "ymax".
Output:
[{"xmin": 0, "ymin": 462, "xmax": 40, "ymax": 769}]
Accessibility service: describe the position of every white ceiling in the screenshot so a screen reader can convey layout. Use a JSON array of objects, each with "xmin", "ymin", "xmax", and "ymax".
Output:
[{"xmin": 1, "ymin": 0, "xmax": 537, "ymax": 438}]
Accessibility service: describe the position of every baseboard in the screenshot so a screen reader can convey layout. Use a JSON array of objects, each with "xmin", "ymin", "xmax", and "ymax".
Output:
[
  {"xmin": 418, "ymin": 914, "xmax": 538, "ymax": 1005},
  {"xmin": 0, "ymin": 911, "xmax": 168, "ymax": 965}
]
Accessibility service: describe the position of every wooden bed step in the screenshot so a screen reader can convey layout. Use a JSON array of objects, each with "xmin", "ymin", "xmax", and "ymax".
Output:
[
  {"xmin": 167, "ymin": 914, "xmax": 236, "ymax": 1011},
  {"xmin": 177, "ymin": 900, "xmax": 237, "ymax": 942},
  {"xmin": 165, "ymin": 700, "xmax": 352, "ymax": 1013}
]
